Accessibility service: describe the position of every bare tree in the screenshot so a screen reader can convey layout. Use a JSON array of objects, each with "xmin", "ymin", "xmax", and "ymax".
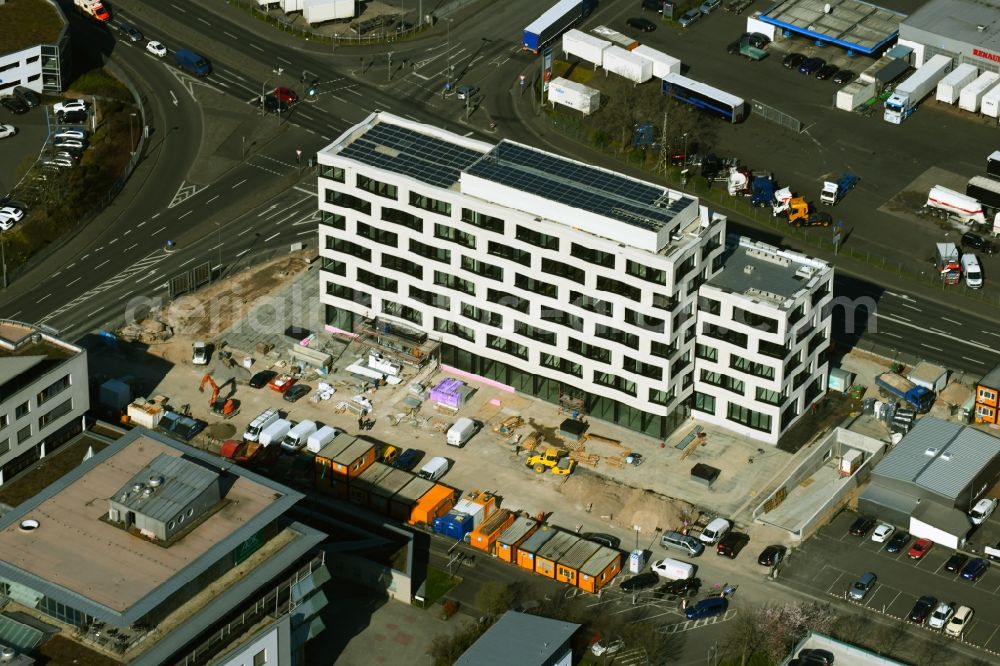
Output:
[
  {"xmin": 831, "ymin": 612, "xmax": 870, "ymax": 645},
  {"xmin": 876, "ymin": 620, "xmax": 909, "ymax": 657}
]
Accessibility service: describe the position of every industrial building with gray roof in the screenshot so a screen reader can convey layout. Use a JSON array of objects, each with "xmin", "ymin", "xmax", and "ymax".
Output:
[
  {"xmin": 899, "ymin": 0, "xmax": 1000, "ymax": 69},
  {"xmin": 455, "ymin": 611, "xmax": 580, "ymax": 666}
]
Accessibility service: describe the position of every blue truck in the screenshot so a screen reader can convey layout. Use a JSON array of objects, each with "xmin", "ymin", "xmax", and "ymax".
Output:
[
  {"xmin": 750, "ymin": 175, "xmax": 775, "ymax": 207},
  {"xmin": 875, "ymin": 372, "xmax": 935, "ymax": 413},
  {"xmin": 820, "ymin": 173, "xmax": 859, "ymax": 205},
  {"xmin": 523, "ymin": 0, "xmax": 596, "ymax": 53},
  {"xmin": 175, "ymin": 49, "xmax": 212, "ymax": 77}
]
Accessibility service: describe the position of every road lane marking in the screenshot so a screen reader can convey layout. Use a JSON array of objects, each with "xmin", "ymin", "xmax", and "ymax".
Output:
[
  {"xmin": 137, "ymin": 221, "xmax": 146, "ymax": 226},
  {"xmin": 297, "ymin": 229, "xmax": 314, "ymax": 235},
  {"xmin": 901, "ymin": 303, "xmax": 922, "ymax": 312},
  {"xmin": 207, "ymin": 195, "xmax": 219, "ymax": 204},
  {"xmin": 942, "ymin": 316, "xmax": 961, "ymax": 325},
  {"xmin": 883, "ymin": 331, "xmax": 901, "ymax": 338},
  {"xmin": 238, "ymin": 227, "xmax": 254, "ymax": 236},
  {"xmin": 125, "ymin": 243, "xmax": 137, "ymax": 251},
  {"xmin": 237, "ymin": 249, "xmax": 250, "ymax": 257},
  {"xmin": 232, "ymin": 179, "xmax": 247, "ymax": 189},
  {"xmin": 88, "ymin": 307, "xmax": 103, "ymax": 317},
  {"xmin": 348, "ymin": 88, "xmax": 363, "ymax": 96},
  {"xmin": 118, "ymin": 290, "xmax": 134, "ymax": 301},
  {"xmin": 124, "ymin": 229, "xmax": 132, "ymax": 236},
  {"xmin": 963, "ymin": 356, "xmax": 985, "ymax": 364},
  {"xmin": 921, "ymin": 343, "xmax": 942, "ymax": 351},
  {"xmin": 66, "ymin": 278, "xmax": 80, "ymax": 287},
  {"xmin": 179, "ymin": 257, "xmax": 197, "ymax": 268},
  {"xmin": 929, "ymin": 327, "xmax": 948, "ymax": 335},
  {"xmin": 171, "ymin": 3, "xmax": 185, "ymax": 11},
  {"xmin": 278, "ymin": 56, "xmax": 292, "ymax": 64},
  {"xmin": 95, "ymin": 260, "xmax": 109, "ymax": 269},
  {"xmin": 299, "ymin": 112, "xmax": 314, "ymax": 120},
  {"xmin": 249, "ymin": 43, "xmax": 264, "ymax": 52},
  {"xmin": 293, "ymin": 186, "xmax": 316, "ymax": 195},
  {"xmin": 264, "ymin": 232, "xmax": 280, "ymax": 242},
  {"xmin": 984, "ymin": 331, "xmax": 1000, "ymax": 338},
  {"xmin": 179, "ymin": 210, "xmax": 192, "ymax": 219},
  {"xmin": 38, "ymin": 293, "xmax": 52, "ymax": 302},
  {"xmin": 876, "ymin": 313, "xmax": 1000, "ymax": 356},
  {"xmin": 151, "ymin": 226, "xmax": 166, "ymax": 236},
  {"xmin": 67, "ymin": 263, "xmax": 75, "ymax": 269},
  {"xmin": 109, "ymin": 238, "xmax": 117, "ymax": 245},
  {"xmin": 224, "ymin": 31, "xmax": 238, "ymax": 39},
  {"xmin": 80, "ymin": 254, "xmax": 90, "ymax": 261},
  {"xmin": 197, "ymin": 17, "xmax": 210, "ymax": 25},
  {"xmin": 51, "ymin": 271, "xmax": 61, "ymax": 278},
  {"xmin": 321, "ymin": 135, "xmax": 331, "ymax": 140},
  {"xmin": 8, "ymin": 311, "xmax": 20, "ymax": 318}
]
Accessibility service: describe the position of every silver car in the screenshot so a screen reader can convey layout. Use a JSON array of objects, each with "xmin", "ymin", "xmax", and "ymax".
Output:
[
  {"xmin": 53, "ymin": 129, "xmax": 87, "ymax": 141},
  {"xmin": 849, "ymin": 571, "xmax": 876, "ymax": 600},
  {"xmin": 699, "ymin": 0, "xmax": 721, "ymax": 13},
  {"xmin": 678, "ymin": 8, "xmax": 701, "ymax": 27}
]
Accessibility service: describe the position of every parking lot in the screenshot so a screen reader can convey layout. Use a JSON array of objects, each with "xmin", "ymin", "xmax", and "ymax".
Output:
[{"xmin": 781, "ymin": 510, "xmax": 1000, "ymax": 653}]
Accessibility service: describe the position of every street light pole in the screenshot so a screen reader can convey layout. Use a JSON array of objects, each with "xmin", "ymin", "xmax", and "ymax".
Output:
[
  {"xmin": 260, "ymin": 79, "xmax": 270, "ymax": 117},
  {"xmin": 445, "ymin": 18, "xmax": 453, "ymax": 91},
  {"xmin": 129, "ymin": 112, "xmax": 136, "ymax": 157},
  {"xmin": 1, "ymin": 229, "xmax": 6, "ymax": 290}
]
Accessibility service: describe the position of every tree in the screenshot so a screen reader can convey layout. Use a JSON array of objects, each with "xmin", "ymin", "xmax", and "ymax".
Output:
[
  {"xmin": 476, "ymin": 581, "xmax": 516, "ymax": 618},
  {"xmin": 721, "ymin": 602, "xmax": 837, "ymax": 664},
  {"xmin": 427, "ymin": 620, "xmax": 490, "ymax": 666},
  {"xmin": 875, "ymin": 620, "xmax": 909, "ymax": 657}
]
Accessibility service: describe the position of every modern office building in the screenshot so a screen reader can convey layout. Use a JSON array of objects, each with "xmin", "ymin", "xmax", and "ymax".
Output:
[
  {"xmin": 0, "ymin": 0, "xmax": 71, "ymax": 94},
  {"xmin": 316, "ymin": 113, "xmax": 830, "ymax": 444},
  {"xmin": 693, "ymin": 236, "xmax": 833, "ymax": 443},
  {"xmin": 0, "ymin": 428, "xmax": 328, "ymax": 665},
  {"xmin": 898, "ymin": 0, "xmax": 1000, "ymax": 69},
  {"xmin": 0, "ymin": 320, "xmax": 89, "ymax": 484}
]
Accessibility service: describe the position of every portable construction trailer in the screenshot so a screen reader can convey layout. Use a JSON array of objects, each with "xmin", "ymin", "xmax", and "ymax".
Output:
[
  {"xmin": 562, "ymin": 28, "xmax": 609, "ymax": 68},
  {"xmin": 547, "ymin": 77, "xmax": 601, "ymax": 114},
  {"xmin": 408, "ymin": 484, "xmax": 457, "ymax": 525},
  {"xmin": 554, "ymin": 539, "xmax": 603, "ymax": 587},
  {"xmin": 602, "ymin": 46, "xmax": 652, "ymax": 83},
  {"xmin": 577, "ymin": 546, "xmax": 623, "ymax": 593},
  {"xmin": 349, "ymin": 461, "xmax": 395, "ymax": 506},
  {"xmin": 369, "ymin": 468, "xmax": 419, "ymax": 515},
  {"xmin": 936, "ymin": 63, "xmax": 978, "ymax": 104},
  {"xmin": 496, "ymin": 517, "xmax": 540, "ymax": 563},
  {"xmin": 389, "ymin": 476, "xmax": 434, "ymax": 521},
  {"xmin": 314, "ymin": 434, "xmax": 376, "ymax": 498},
  {"xmin": 302, "ymin": 0, "xmax": 354, "ymax": 24},
  {"xmin": 836, "ymin": 81, "xmax": 876, "ymax": 111},
  {"xmin": 960, "ymin": 72, "xmax": 1000, "ymax": 113},
  {"xmin": 534, "ymin": 531, "xmax": 581, "ymax": 578},
  {"xmin": 631, "ymin": 45, "xmax": 681, "ymax": 78},
  {"xmin": 516, "ymin": 524, "xmax": 556, "ymax": 571},
  {"xmin": 469, "ymin": 508, "xmax": 517, "ymax": 553},
  {"xmin": 981, "ymin": 82, "xmax": 1000, "ymax": 118}
]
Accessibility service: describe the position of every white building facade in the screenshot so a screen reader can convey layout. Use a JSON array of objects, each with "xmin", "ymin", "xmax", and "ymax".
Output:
[
  {"xmin": 0, "ymin": 0, "xmax": 70, "ymax": 94},
  {"xmin": 694, "ymin": 237, "xmax": 833, "ymax": 443},
  {"xmin": 316, "ymin": 113, "xmax": 829, "ymax": 443}
]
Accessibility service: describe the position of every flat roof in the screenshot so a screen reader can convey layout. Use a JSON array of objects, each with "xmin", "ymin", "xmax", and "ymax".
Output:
[
  {"xmin": 112, "ymin": 452, "xmax": 219, "ymax": 520},
  {"xmin": 980, "ymin": 363, "xmax": 1000, "ymax": 391},
  {"xmin": 497, "ymin": 517, "xmax": 539, "ymax": 545},
  {"xmin": 558, "ymin": 539, "xmax": 602, "ymax": 571},
  {"xmin": 707, "ymin": 235, "xmax": 831, "ymax": 308},
  {"xmin": 902, "ymin": 0, "xmax": 1000, "ymax": 54},
  {"xmin": 0, "ymin": 322, "xmax": 81, "ymax": 402},
  {"xmin": 332, "ymin": 437, "xmax": 375, "ymax": 464},
  {"xmin": 370, "ymin": 467, "xmax": 417, "ymax": 499},
  {"xmin": 580, "ymin": 545, "xmax": 621, "ymax": 575},
  {"xmin": 391, "ymin": 475, "xmax": 434, "ymax": 502},
  {"xmin": 872, "ymin": 417, "xmax": 1000, "ymax": 499},
  {"xmin": 760, "ymin": 0, "xmax": 905, "ymax": 54},
  {"xmin": 455, "ymin": 611, "xmax": 579, "ymax": 666},
  {"xmin": 0, "ymin": 0, "xmax": 65, "ymax": 56},
  {"xmin": 0, "ymin": 429, "xmax": 302, "ymax": 624},
  {"xmin": 536, "ymin": 531, "xmax": 580, "ymax": 561},
  {"xmin": 518, "ymin": 524, "xmax": 557, "ymax": 554}
]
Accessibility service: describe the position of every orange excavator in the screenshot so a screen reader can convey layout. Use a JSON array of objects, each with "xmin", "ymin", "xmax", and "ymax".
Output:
[{"xmin": 199, "ymin": 373, "xmax": 239, "ymax": 417}]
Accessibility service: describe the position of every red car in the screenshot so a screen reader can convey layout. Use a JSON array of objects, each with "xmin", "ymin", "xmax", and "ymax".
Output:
[
  {"xmin": 268, "ymin": 374, "xmax": 296, "ymax": 393},
  {"xmin": 908, "ymin": 538, "xmax": 933, "ymax": 560},
  {"xmin": 273, "ymin": 87, "xmax": 299, "ymax": 104}
]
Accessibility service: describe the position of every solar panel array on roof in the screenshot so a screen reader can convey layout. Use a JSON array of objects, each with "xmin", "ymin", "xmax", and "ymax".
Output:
[
  {"xmin": 339, "ymin": 122, "xmax": 484, "ymax": 188},
  {"xmin": 466, "ymin": 141, "xmax": 692, "ymax": 231}
]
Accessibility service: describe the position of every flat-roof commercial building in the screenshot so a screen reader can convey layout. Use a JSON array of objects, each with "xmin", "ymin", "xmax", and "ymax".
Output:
[
  {"xmin": 899, "ymin": 0, "xmax": 1000, "ymax": 69},
  {"xmin": 0, "ymin": 428, "xmax": 328, "ymax": 665},
  {"xmin": 456, "ymin": 610, "xmax": 580, "ymax": 666},
  {"xmin": 0, "ymin": 321, "xmax": 89, "ymax": 485},
  {"xmin": 316, "ymin": 113, "xmax": 831, "ymax": 444},
  {"xmin": 0, "ymin": 0, "xmax": 71, "ymax": 93},
  {"xmin": 757, "ymin": 0, "xmax": 905, "ymax": 55}
]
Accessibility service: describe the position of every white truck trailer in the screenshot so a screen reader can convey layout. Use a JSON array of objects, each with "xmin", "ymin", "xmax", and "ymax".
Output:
[
  {"xmin": 631, "ymin": 45, "xmax": 681, "ymax": 78},
  {"xmin": 547, "ymin": 77, "xmax": 601, "ymax": 114},
  {"xmin": 980, "ymin": 82, "xmax": 1000, "ymax": 118},
  {"xmin": 562, "ymin": 29, "xmax": 610, "ymax": 69},
  {"xmin": 303, "ymin": 0, "xmax": 355, "ymax": 23},
  {"xmin": 836, "ymin": 81, "xmax": 876, "ymax": 111},
  {"xmin": 959, "ymin": 71, "xmax": 1000, "ymax": 113},
  {"xmin": 936, "ymin": 63, "xmax": 977, "ymax": 104},
  {"xmin": 602, "ymin": 46, "xmax": 652, "ymax": 84},
  {"xmin": 884, "ymin": 54, "xmax": 952, "ymax": 124}
]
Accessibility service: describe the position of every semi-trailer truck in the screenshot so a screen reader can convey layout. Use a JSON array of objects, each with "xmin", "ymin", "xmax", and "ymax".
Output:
[
  {"xmin": 884, "ymin": 54, "xmax": 952, "ymax": 124},
  {"xmin": 966, "ymin": 176, "xmax": 1000, "ymax": 215},
  {"xmin": 523, "ymin": 0, "xmax": 596, "ymax": 53}
]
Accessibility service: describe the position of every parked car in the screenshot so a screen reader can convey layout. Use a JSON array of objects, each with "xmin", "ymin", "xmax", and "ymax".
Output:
[
  {"xmin": 970, "ymin": 497, "xmax": 997, "ymax": 525},
  {"xmin": 122, "ymin": 24, "xmax": 143, "ymax": 42},
  {"xmin": 656, "ymin": 577, "xmax": 701, "ymax": 597},
  {"xmin": 394, "ymin": 448, "xmax": 424, "ymax": 471},
  {"xmin": 746, "ymin": 32, "xmax": 770, "ymax": 48},
  {"xmin": 456, "ymin": 84, "xmax": 480, "ymax": 100},
  {"xmin": 678, "ymin": 8, "xmax": 701, "ymax": 27},
  {"xmin": 54, "ymin": 139, "xmax": 86, "ymax": 151},
  {"xmin": 783, "ymin": 53, "xmax": 806, "ymax": 69},
  {"xmin": 848, "ymin": 571, "xmax": 876, "ymax": 600},
  {"xmin": 52, "ymin": 151, "xmax": 80, "ymax": 162},
  {"xmin": 57, "ymin": 110, "xmax": 87, "ymax": 124},
  {"xmin": 961, "ymin": 557, "xmax": 989, "ymax": 581},
  {"xmin": 885, "ymin": 531, "xmax": 911, "ymax": 553},
  {"xmin": 283, "ymin": 384, "xmax": 311, "ymax": 402},
  {"xmin": 717, "ymin": 532, "xmax": 749, "ymax": 559},
  {"xmin": 699, "ymin": 0, "xmax": 722, "ymax": 14},
  {"xmin": 0, "ymin": 206, "xmax": 24, "ymax": 223},
  {"xmin": 685, "ymin": 597, "xmax": 728, "ymax": 620},
  {"xmin": 53, "ymin": 129, "xmax": 87, "ymax": 141},
  {"xmin": 799, "ymin": 57, "xmax": 826, "ymax": 75},
  {"xmin": 53, "ymin": 99, "xmax": 86, "ymax": 115},
  {"xmin": 0, "ymin": 124, "xmax": 15, "ymax": 139},
  {"xmin": 848, "ymin": 515, "xmax": 875, "ymax": 537},
  {"xmin": 626, "ymin": 17, "xmax": 657, "ymax": 32},
  {"xmin": 798, "ymin": 649, "xmax": 835, "ymax": 665},
  {"xmin": 945, "ymin": 553, "xmax": 969, "ymax": 573},
  {"xmin": 619, "ymin": 572, "xmax": 659, "ymax": 592},
  {"xmin": 961, "ymin": 231, "xmax": 996, "ymax": 254},
  {"xmin": 757, "ymin": 544, "xmax": 786, "ymax": 566},
  {"xmin": 380, "ymin": 445, "xmax": 399, "ymax": 465},
  {"xmin": 590, "ymin": 638, "xmax": 624, "ymax": 657},
  {"xmin": 908, "ymin": 538, "xmax": 933, "ymax": 560},
  {"xmin": 927, "ymin": 602, "xmax": 955, "ymax": 630},
  {"xmin": 945, "ymin": 605, "xmax": 973, "ymax": 637},
  {"xmin": 146, "ymin": 41, "xmax": 168, "ymax": 58},
  {"xmin": 816, "ymin": 64, "xmax": 839, "ymax": 80},
  {"xmin": 1, "ymin": 97, "xmax": 29, "ymax": 115},
  {"xmin": 582, "ymin": 532, "xmax": 621, "ymax": 549},
  {"xmin": 248, "ymin": 370, "xmax": 277, "ymax": 389},
  {"xmin": 908, "ymin": 595, "xmax": 937, "ymax": 624},
  {"xmin": 832, "ymin": 69, "xmax": 855, "ymax": 84},
  {"xmin": 871, "ymin": 523, "xmax": 894, "ymax": 543},
  {"xmin": 273, "ymin": 86, "xmax": 299, "ymax": 104},
  {"xmin": 13, "ymin": 86, "xmax": 40, "ymax": 107}
]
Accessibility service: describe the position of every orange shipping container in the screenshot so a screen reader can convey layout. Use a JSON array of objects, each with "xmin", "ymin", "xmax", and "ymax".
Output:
[
  {"xmin": 516, "ymin": 525, "xmax": 555, "ymax": 571},
  {"xmin": 469, "ymin": 509, "xmax": 516, "ymax": 553},
  {"xmin": 409, "ymin": 484, "xmax": 457, "ymax": 526},
  {"xmin": 389, "ymin": 477, "xmax": 434, "ymax": 522},
  {"xmin": 577, "ymin": 546, "xmax": 623, "ymax": 593},
  {"xmin": 534, "ymin": 531, "xmax": 580, "ymax": 579},
  {"xmin": 496, "ymin": 517, "xmax": 539, "ymax": 563},
  {"xmin": 313, "ymin": 435, "xmax": 354, "ymax": 497},
  {"xmin": 554, "ymin": 539, "xmax": 602, "ymax": 586}
]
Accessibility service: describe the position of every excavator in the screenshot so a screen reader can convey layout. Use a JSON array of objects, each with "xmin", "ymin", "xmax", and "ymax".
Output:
[{"xmin": 198, "ymin": 373, "xmax": 239, "ymax": 418}]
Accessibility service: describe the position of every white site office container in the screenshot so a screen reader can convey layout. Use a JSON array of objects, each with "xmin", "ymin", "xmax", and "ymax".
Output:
[
  {"xmin": 548, "ymin": 77, "xmax": 601, "ymax": 114},
  {"xmin": 602, "ymin": 45, "xmax": 652, "ymax": 83},
  {"xmin": 631, "ymin": 45, "xmax": 681, "ymax": 78},
  {"xmin": 562, "ymin": 29, "xmax": 610, "ymax": 68},
  {"xmin": 835, "ymin": 81, "xmax": 875, "ymax": 111},
  {"xmin": 981, "ymin": 82, "xmax": 1000, "ymax": 118},
  {"xmin": 959, "ymin": 71, "xmax": 1000, "ymax": 112},
  {"xmin": 282, "ymin": 0, "xmax": 304, "ymax": 12},
  {"xmin": 936, "ymin": 63, "xmax": 977, "ymax": 104},
  {"xmin": 303, "ymin": 0, "xmax": 354, "ymax": 22}
]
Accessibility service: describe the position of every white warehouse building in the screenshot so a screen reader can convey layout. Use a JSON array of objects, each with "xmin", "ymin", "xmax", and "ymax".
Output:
[{"xmin": 316, "ymin": 113, "xmax": 832, "ymax": 444}]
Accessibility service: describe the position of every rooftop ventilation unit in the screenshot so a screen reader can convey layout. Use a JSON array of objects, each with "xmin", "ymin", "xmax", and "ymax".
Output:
[
  {"xmin": 939, "ymin": 452, "xmax": 952, "ymax": 461},
  {"xmin": 744, "ymin": 265, "xmax": 755, "ymax": 275},
  {"xmin": 924, "ymin": 447, "xmax": 939, "ymax": 457}
]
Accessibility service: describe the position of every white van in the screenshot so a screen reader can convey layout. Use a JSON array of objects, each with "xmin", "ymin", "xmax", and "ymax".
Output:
[
  {"xmin": 650, "ymin": 557, "xmax": 695, "ymax": 580},
  {"xmin": 307, "ymin": 425, "xmax": 342, "ymax": 454},
  {"xmin": 963, "ymin": 253, "xmax": 983, "ymax": 289},
  {"xmin": 417, "ymin": 456, "xmax": 450, "ymax": 481},
  {"xmin": 281, "ymin": 420, "xmax": 317, "ymax": 452},
  {"xmin": 447, "ymin": 417, "xmax": 478, "ymax": 447},
  {"xmin": 243, "ymin": 408, "xmax": 279, "ymax": 442},
  {"xmin": 258, "ymin": 419, "xmax": 292, "ymax": 447},
  {"xmin": 699, "ymin": 518, "xmax": 731, "ymax": 545}
]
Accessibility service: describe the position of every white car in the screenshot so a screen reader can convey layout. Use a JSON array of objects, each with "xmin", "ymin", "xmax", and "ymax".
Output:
[
  {"xmin": 54, "ymin": 139, "xmax": 85, "ymax": 150},
  {"xmin": 928, "ymin": 602, "xmax": 954, "ymax": 630},
  {"xmin": 871, "ymin": 523, "xmax": 894, "ymax": 543},
  {"xmin": 590, "ymin": 638, "xmax": 623, "ymax": 657},
  {"xmin": 192, "ymin": 341, "xmax": 209, "ymax": 365},
  {"xmin": 53, "ymin": 129, "xmax": 87, "ymax": 141},
  {"xmin": 0, "ymin": 218, "xmax": 13, "ymax": 232},
  {"xmin": 53, "ymin": 99, "xmax": 87, "ymax": 115},
  {"xmin": 352, "ymin": 395, "xmax": 373, "ymax": 412},
  {"xmin": 970, "ymin": 498, "xmax": 997, "ymax": 525},
  {"xmin": 0, "ymin": 124, "xmax": 15, "ymax": 139},
  {"xmin": 146, "ymin": 41, "xmax": 167, "ymax": 58},
  {"xmin": 0, "ymin": 207, "xmax": 24, "ymax": 223},
  {"xmin": 945, "ymin": 605, "xmax": 973, "ymax": 637}
]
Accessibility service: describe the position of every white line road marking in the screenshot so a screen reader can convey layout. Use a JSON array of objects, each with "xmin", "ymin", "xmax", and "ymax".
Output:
[
  {"xmin": 238, "ymin": 227, "xmax": 254, "ymax": 236},
  {"xmin": 463, "ymin": 131, "xmax": 473, "ymax": 137},
  {"xmin": 321, "ymin": 134, "xmax": 331, "ymax": 140},
  {"xmin": 883, "ymin": 332, "xmax": 902, "ymax": 339},
  {"xmin": 88, "ymin": 307, "xmax": 103, "ymax": 317},
  {"xmin": 412, "ymin": 72, "xmax": 430, "ymax": 80},
  {"xmin": 118, "ymin": 290, "xmax": 134, "ymax": 301},
  {"xmin": 38, "ymin": 293, "xmax": 52, "ymax": 302},
  {"xmin": 125, "ymin": 243, "xmax": 137, "ymax": 251},
  {"xmin": 237, "ymin": 249, "xmax": 250, "ymax": 257},
  {"xmin": 109, "ymin": 238, "xmax": 118, "ymax": 245},
  {"xmin": 197, "ymin": 17, "xmax": 210, "ymax": 25},
  {"xmin": 171, "ymin": 3, "xmax": 185, "ymax": 11},
  {"xmin": 921, "ymin": 343, "xmax": 943, "ymax": 351},
  {"xmin": 876, "ymin": 313, "xmax": 1000, "ymax": 356},
  {"xmin": 207, "ymin": 195, "xmax": 220, "ymax": 204},
  {"xmin": 901, "ymin": 303, "xmax": 922, "ymax": 312},
  {"xmin": 264, "ymin": 232, "xmax": 280, "ymax": 242},
  {"xmin": 124, "ymin": 229, "xmax": 132, "ymax": 236},
  {"xmin": 984, "ymin": 331, "xmax": 1000, "ymax": 338},
  {"xmin": 929, "ymin": 327, "xmax": 947, "ymax": 335},
  {"xmin": 942, "ymin": 317, "xmax": 961, "ymax": 325},
  {"xmin": 179, "ymin": 257, "xmax": 197, "ymax": 268},
  {"xmin": 224, "ymin": 31, "xmax": 238, "ymax": 39},
  {"xmin": 293, "ymin": 186, "xmax": 317, "ymax": 196},
  {"xmin": 137, "ymin": 221, "xmax": 146, "ymax": 227},
  {"xmin": 179, "ymin": 210, "xmax": 193, "ymax": 219},
  {"xmin": 67, "ymin": 263, "xmax": 76, "ymax": 269},
  {"xmin": 348, "ymin": 88, "xmax": 363, "ymax": 97},
  {"xmin": 278, "ymin": 56, "xmax": 292, "ymax": 64},
  {"xmin": 963, "ymin": 356, "xmax": 985, "ymax": 364},
  {"xmin": 66, "ymin": 278, "xmax": 81, "ymax": 287},
  {"xmin": 151, "ymin": 212, "xmax": 160, "ymax": 218},
  {"xmin": 8, "ymin": 311, "xmax": 19, "ymax": 318},
  {"xmin": 299, "ymin": 112, "xmax": 314, "ymax": 120},
  {"xmin": 249, "ymin": 43, "xmax": 264, "ymax": 52},
  {"xmin": 151, "ymin": 226, "xmax": 166, "ymax": 236},
  {"xmin": 95, "ymin": 260, "xmax": 109, "ymax": 269},
  {"xmin": 232, "ymin": 179, "xmax": 247, "ymax": 188},
  {"xmin": 81, "ymin": 254, "xmax": 90, "ymax": 261},
  {"xmin": 297, "ymin": 229, "xmax": 314, "ymax": 236}
]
